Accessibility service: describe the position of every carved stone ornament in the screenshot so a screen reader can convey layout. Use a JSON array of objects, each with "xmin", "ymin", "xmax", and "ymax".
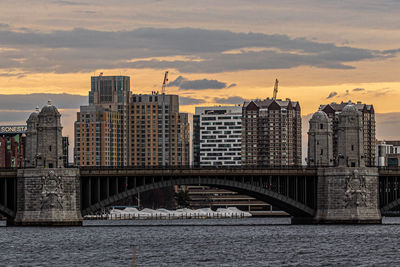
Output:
[
  {"xmin": 344, "ymin": 169, "xmax": 367, "ymax": 208},
  {"xmin": 41, "ymin": 170, "xmax": 64, "ymax": 210}
]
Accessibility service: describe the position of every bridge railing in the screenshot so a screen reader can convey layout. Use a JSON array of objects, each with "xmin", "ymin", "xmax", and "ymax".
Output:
[
  {"xmin": 77, "ymin": 165, "xmax": 317, "ymax": 171},
  {"xmin": 5, "ymin": 166, "xmax": 400, "ymax": 171}
]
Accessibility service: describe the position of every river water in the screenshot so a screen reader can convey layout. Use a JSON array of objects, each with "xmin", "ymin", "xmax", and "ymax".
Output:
[{"xmin": 1, "ymin": 217, "xmax": 400, "ymax": 266}]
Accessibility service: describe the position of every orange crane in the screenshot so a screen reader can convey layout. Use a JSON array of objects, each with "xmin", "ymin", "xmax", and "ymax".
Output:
[
  {"xmin": 161, "ymin": 71, "xmax": 169, "ymax": 94},
  {"xmin": 272, "ymin": 78, "xmax": 279, "ymax": 99}
]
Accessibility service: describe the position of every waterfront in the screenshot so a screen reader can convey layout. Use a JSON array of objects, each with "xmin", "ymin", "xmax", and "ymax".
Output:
[{"xmin": 2, "ymin": 217, "xmax": 400, "ymax": 266}]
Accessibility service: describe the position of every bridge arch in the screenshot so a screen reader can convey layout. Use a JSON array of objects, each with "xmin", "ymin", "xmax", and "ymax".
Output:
[{"xmin": 82, "ymin": 177, "xmax": 315, "ymax": 217}]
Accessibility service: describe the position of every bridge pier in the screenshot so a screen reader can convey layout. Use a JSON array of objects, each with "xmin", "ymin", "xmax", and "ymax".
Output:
[
  {"xmin": 313, "ymin": 167, "xmax": 382, "ymax": 224},
  {"xmin": 13, "ymin": 168, "xmax": 82, "ymax": 226}
]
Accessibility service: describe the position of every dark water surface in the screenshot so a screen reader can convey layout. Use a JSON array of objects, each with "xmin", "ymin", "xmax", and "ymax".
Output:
[{"xmin": 1, "ymin": 217, "xmax": 400, "ymax": 266}]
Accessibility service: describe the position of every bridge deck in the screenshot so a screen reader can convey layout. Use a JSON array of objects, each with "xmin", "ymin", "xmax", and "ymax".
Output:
[{"xmin": 79, "ymin": 167, "xmax": 318, "ymax": 177}]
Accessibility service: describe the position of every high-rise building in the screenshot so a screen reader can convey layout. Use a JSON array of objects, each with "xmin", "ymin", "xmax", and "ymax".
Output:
[
  {"xmin": 74, "ymin": 105, "xmax": 122, "ymax": 166},
  {"xmin": 129, "ymin": 93, "xmax": 189, "ymax": 166},
  {"xmin": 319, "ymin": 101, "xmax": 375, "ymax": 166},
  {"xmin": 75, "ymin": 76, "xmax": 190, "ymax": 167},
  {"xmin": 193, "ymin": 106, "xmax": 242, "ymax": 167},
  {"xmin": 242, "ymin": 99, "xmax": 302, "ymax": 166},
  {"xmin": 89, "ymin": 75, "xmax": 131, "ymax": 165},
  {"xmin": 0, "ymin": 125, "xmax": 26, "ymax": 168}
]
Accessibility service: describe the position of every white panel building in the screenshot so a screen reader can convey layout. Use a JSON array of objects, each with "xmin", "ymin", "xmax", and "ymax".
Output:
[{"xmin": 193, "ymin": 106, "xmax": 242, "ymax": 166}]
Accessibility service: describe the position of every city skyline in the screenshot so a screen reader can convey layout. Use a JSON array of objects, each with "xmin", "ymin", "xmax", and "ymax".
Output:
[
  {"xmin": 3, "ymin": 2, "xmax": 400, "ymax": 265},
  {"xmin": 1, "ymin": 0, "xmax": 400, "ymax": 162},
  {"xmin": 1, "ymin": 1, "xmax": 400, "ymax": 129}
]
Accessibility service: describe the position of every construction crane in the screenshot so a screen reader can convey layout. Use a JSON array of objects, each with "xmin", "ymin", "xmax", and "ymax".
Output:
[
  {"xmin": 161, "ymin": 71, "xmax": 169, "ymax": 94},
  {"xmin": 272, "ymin": 78, "xmax": 279, "ymax": 99}
]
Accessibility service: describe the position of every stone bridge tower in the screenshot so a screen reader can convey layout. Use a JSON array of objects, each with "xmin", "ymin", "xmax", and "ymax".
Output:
[
  {"xmin": 13, "ymin": 102, "xmax": 82, "ymax": 226},
  {"xmin": 313, "ymin": 103, "xmax": 381, "ymax": 224},
  {"xmin": 307, "ymin": 111, "xmax": 334, "ymax": 167},
  {"xmin": 25, "ymin": 107, "xmax": 39, "ymax": 168},
  {"xmin": 36, "ymin": 101, "xmax": 64, "ymax": 168},
  {"xmin": 336, "ymin": 104, "xmax": 365, "ymax": 167}
]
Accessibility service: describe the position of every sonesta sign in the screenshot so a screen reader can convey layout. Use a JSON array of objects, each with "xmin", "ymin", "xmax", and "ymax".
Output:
[{"xmin": 0, "ymin": 125, "xmax": 27, "ymax": 134}]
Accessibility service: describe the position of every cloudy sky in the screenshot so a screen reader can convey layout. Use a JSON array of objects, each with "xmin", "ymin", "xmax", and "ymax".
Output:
[{"xmin": 1, "ymin": 0, "xmax": 400, "ymax": 150}]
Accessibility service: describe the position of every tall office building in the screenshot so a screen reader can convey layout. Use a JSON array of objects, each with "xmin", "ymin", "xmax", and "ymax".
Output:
[
  {"xmin": 74, "ymin": 105, "xmax": 122, "ymax": 166},
  {"xmin": 129, "ymin": 93, "xmax": 189, "ymax": 166},
  {"xmin": 89, "ymin": 75, "xmax": 131, "ymax": 165},
  {"xmin": 319, "ymin": 101, "xmax": 375, "ymax": 166},
  {"xmin": 75, "ymin": 75, "xmax": 189, "ymax": 167},
  {"xmin": 242, "ymin": 98, "xmax": 302, "ymax": 166},
  {"xmin": 193, "ymin": 106, "xmax": 242, "ymax": 167}
]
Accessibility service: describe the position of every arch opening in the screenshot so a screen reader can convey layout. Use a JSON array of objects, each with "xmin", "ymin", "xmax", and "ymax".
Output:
[{"xmin": 82, "ymin": 178, "xmax": 315, "ymax": 217}]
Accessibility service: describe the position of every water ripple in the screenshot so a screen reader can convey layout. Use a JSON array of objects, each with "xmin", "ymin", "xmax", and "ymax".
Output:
[{"xmin": 1, "ymin": 218, "xmax": 400, "ymax": 266}]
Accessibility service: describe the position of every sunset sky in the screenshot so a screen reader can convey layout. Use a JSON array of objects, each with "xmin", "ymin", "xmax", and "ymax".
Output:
[{"xmin": 1, "ymin": 0, "xmax": 400, "ymax": 149}]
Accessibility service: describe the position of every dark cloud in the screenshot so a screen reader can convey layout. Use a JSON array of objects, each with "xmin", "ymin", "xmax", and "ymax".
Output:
[
  {"xmin": 169, "ymin": 76, "xmax": 228, "ymax": 90},
  {"xmin": 168, "ymin": 76, "xmax": 185, "ymax": 87},
  {"xmin": 214, "ymin": 96, "xmax": 247, "ymax": 104},
  {"xmin": 0, "ymin": 93, "xmax": 87, "ymax": 111},
  {"xmin": 227, "ymin": 83, "xmax": 237, "ymax": 88},
  {"xmin": 352, "ymin": 88, "xmax": 365, "ymax": 91},
  {"xmin": 326, "ymin": 92, "xmax": 338, "ymax": 99},
  {"xmin": 0, "ymin": 73, "xmax": 25, "ymax": 78},
  {"xmin": 0, "ymin": 27, "xmax": 393, "ymax": 74},
  {"xmin": 382, "ymin": 48, "xmax": 400, "ymax": 54},
  {"xmin": 52, "ymin": 0, "xmax": 86, "ymax": 5},
  {"xmin": 179, "ymin": 96, "xmax": 206, "ymax": 105}
]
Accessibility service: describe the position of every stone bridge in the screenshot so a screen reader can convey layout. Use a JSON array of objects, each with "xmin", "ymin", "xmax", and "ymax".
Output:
[{"xmin": 1, "ymin": 167, "xmax": 400, "ymax": 225}]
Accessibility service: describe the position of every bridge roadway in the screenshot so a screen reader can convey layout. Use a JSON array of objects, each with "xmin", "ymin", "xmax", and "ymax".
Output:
[{"xmin": 1, "ymin": 167, "xmax": 400, "ymax": 220}]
